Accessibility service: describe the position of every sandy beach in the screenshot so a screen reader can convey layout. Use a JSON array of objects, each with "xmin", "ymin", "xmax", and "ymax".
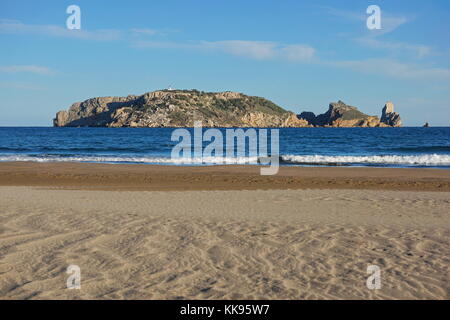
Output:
[
  {"xmin": 0, "ymin": 161, "xmax": 449, "ymax": 192},
  {"xmin": 0, "ymin": 162, "xmax": 449, "ymax": 299}
]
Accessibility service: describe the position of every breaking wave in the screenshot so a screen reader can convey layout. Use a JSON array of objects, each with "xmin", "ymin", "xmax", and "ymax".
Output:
[
  {"xmin": 280, "ymin": 154, "xmax": 450, "ymax": 166},
  {"xmin": 0, "ymin": 155, "xmax": 260, "ymax": 165},
  {"xmin": 1, "ymin": 154, "xmax": 450, "ymax": 167}
]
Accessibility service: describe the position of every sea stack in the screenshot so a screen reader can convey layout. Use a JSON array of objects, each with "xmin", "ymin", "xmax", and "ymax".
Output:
[{"xmin": 381, "ymin": 101, "xmax": 402, "ymax": 127}]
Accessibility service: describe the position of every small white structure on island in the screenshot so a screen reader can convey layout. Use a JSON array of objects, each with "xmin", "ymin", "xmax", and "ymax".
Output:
[{"xmin": 167, "ymin": 85, "xmax": 175, "ymax": 91}]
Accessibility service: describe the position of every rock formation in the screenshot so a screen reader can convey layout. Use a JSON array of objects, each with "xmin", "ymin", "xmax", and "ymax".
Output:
[
  {"xmin": 53, "ymin": 90, "xmax": 402, "ymax": 128},
  {"xmin": 380, "ymin": 101, "xmax": 402, "ymax": 127},
  {"xmin": 297, "ymin": 112, "xmax": 317, "ymax": 126},
  {"xmin": 297, "ymin": 100, "xmax": 402, "ymax": 127},
  {"xmin": 298, "ymin": 101, "xmax": 379, "ymax": 127},
  {"xmin": 53, "ymin": 90, "xmax": 310, "ymax": 128}
]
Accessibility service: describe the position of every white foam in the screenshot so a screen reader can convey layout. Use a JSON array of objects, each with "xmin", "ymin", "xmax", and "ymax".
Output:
[
  {"xmin": 280, "ymin": 154, "xmax": 450, "ymax": 166},
  {"xmin": 1, "ymin": 154, "xmax": 449, "ymax": 166},
  {"xmin": 0, "ymin": 155, "xmax": 259, "ymax": 165}
]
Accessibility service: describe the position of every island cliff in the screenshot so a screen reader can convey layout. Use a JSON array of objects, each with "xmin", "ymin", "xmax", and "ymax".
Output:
[
  {"xmin": 53, "ymin": 90, "xmax": 308, "ymax": 128},
  {"xmin": 53, "ymin": 90, "xmax": 402, "ymax": 127}
]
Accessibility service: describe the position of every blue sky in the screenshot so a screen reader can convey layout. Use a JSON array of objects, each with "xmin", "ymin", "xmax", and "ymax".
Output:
[{"xmin": 0, "ymin": 0, "xmax": 449, "ymax": 126}]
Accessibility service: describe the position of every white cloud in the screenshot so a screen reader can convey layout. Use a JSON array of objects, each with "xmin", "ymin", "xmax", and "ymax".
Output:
[
  {"xmin": 356, "ymin": 38, "xmax": 432, "ymax": 58},
  {"xmin": 280, "ymin": 45, "xmax": 316, "ymax": 62},
  {"xmin": 0, "ymin": 81, "xmax": 45, "ymax": 90},
  {"xmin": 321, "ymin": 6, "xmax": 410, "ymax": 36},
  {"xmin": 202, "ymin": 41, "xmax": 277, "ymax": 60},
  {"xmin": 371, "ymin": 15, "xmax": 409, "ymax": 36},
  {"xmin": 320, "ymin": 6, "xmax": 445, "ymax": 78},
  {"xmin": 130, "ymin": 28, "xmax": 159, "ymax": 36},
  {"xmin": 2, "ymin": 18, "xmax": 445, "ymax": 83},
  {"xmin": 326, "ymin": 58, "xmax": 450, "ymax": 80},
  {"xmin": 0, "ymin": 19, "xmax": 121, "ymax": 41},
  {"xmin": 134, "ymin": 40, "xmax": 315, "ymax": 61},
  {"xmin": 134, "ymin": 39, "xmax": 449, "ymax": 81},
  {"xmin": 0, "ymin": 65, "xmax": 54, "ymax": 75},
  {"xmin": 321, "ymin": 6, "xmax": 366, "ymax": 22},
  {"xmin": 0, "ymin": 19, "xmax": 175, "ymax": 41},
  {"xmin": 130, "ymin": 28, "xmax": 177, "ymax": 37}
]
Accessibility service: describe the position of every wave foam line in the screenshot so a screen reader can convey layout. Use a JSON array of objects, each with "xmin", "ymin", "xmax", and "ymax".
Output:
[
  {"xmin": 1, "ymin": 154, "xmax": 450, "ymax": 166},
  {"xmin": 280, "ymin": 154, "xmax": 450, "ymax": 165},
  {"xmin": 0, "ymin": 155, "xmax": 259, "ymax": 165}
]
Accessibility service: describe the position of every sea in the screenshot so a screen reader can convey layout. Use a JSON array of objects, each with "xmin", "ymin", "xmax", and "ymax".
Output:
[{"xmin": 0, "ymin": 127, "xmax": 449, "ymax": 168}]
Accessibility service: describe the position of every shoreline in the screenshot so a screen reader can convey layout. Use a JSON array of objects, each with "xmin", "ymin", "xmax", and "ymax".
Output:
[{"xmin": 0, "ymin": 161, "xmax": 449, "ymax": 192}]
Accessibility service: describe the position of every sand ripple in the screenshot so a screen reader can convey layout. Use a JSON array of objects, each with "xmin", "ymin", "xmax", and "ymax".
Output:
[{"xmin": 0, "ymin": 187, "xmax": 449, "ymax": 299}]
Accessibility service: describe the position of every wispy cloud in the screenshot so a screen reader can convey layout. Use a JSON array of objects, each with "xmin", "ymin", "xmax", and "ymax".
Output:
[
  {"xmin": 0, "ymin": 65, "xmax": 55, "ymax": 75},
  {"xmin": 321, "ymin": 6, "xmax": 366, "ymax": 22},
  {"xmin": 130, "ymin": 28, "xmax": 177, "ymax": 37},
  {"xmin": 326, "ymin": 58, "xmax": 450, "ymax": 80},
  {"xmin": 320, "ymin": 6, "xmax": 447, "ymax": 63},
  {"xmin": 369, "ymin": 14, "xmax": 409, "ymax": 36},
  {"xmin": 279, "ymin": 44, "xmax": 316, "ymax": 62},
  {"xmin": 203, "ymin": 41, "xmax": 279, "ymax": 60},
  {"xmin": 0, "ymin": 19, "xmax": 175, "ymax": 41},
  {"xmin": 0, "ymin": 81, "xmax": 45, "ymax": 90},
  {"xmin": 321, "ymin": 6, "xmax": 410, "ymax": 36},
  {"xmin": 356, "ymin": 38, "xmax": 432, "ymax": 58},
  {"xmin": 135, "ymin": 39, "xmax": 449, "ymax": 81},
  {"xmin": 0, "ymin": 19, "xmax": 121, "ymax": 41},
  {"xmin": 130, "ymin": 28, "xmax": 159, "ymax": 36},
  {"xmin": 134, "ymin": 40, "xmax": 316, "ymax": 61},
  {"xmin": 2, "ymin": 18, "xmax": 446, "ymax": 83}
]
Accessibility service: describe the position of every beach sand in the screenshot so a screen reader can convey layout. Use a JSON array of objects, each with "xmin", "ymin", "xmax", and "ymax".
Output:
[
  {"xmin": 0, "ymin": 161, "xmax": 449, "ymax": 192},
  {"xmin": 0, "ymin": 162, "xmax": 449, "ymax": 299}
]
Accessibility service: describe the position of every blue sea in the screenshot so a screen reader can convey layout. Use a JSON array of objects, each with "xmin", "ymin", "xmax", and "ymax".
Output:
[{"xmin": 0, "ymin": 127, "xmax": 449, "ymax": 168}]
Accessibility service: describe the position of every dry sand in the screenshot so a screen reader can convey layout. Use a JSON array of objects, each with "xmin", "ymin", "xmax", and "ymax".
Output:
[{"xmin": 0, "ymin": 162, "xmax": 449, "ymax": 299}]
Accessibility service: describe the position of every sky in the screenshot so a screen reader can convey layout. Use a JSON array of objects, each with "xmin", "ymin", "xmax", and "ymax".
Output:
[{"xmin": 0, "ymin": 0, "xmax": 449, "ymax": 126}]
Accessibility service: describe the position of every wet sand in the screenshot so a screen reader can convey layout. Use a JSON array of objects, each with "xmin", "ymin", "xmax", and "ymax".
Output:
[{"xmin": 0, "ymin": 162, "xmax": 449, "ymax": 191}]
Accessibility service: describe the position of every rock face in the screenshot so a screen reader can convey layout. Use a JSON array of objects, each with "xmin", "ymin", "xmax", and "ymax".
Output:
[
  {"xmin": 297, "ymin": 112, "xmax": 317, "ymax": 125},
  {"xmin": 299, "ymin": 100, "xmax": 379, "ymax": 127},
  {"xmin": 298, "ymin": 100, "xmax": 402, "ymax": 127},
  {"xmin": 380, "ymin": 101, "xmax": 402, "ymax": 127},
  {"xmin": 53, "ymin": 90, "xmax": 310, "ymax": 128}
]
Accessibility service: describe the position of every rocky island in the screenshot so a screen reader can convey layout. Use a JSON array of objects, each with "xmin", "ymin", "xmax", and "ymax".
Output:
[
  {"xmin": 298, "ymin": 100, "xmax": 402, "ymax": 127},
  {"xmin": 53, "ymin": 89, "xmax": 402, "ymax": 127}
]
